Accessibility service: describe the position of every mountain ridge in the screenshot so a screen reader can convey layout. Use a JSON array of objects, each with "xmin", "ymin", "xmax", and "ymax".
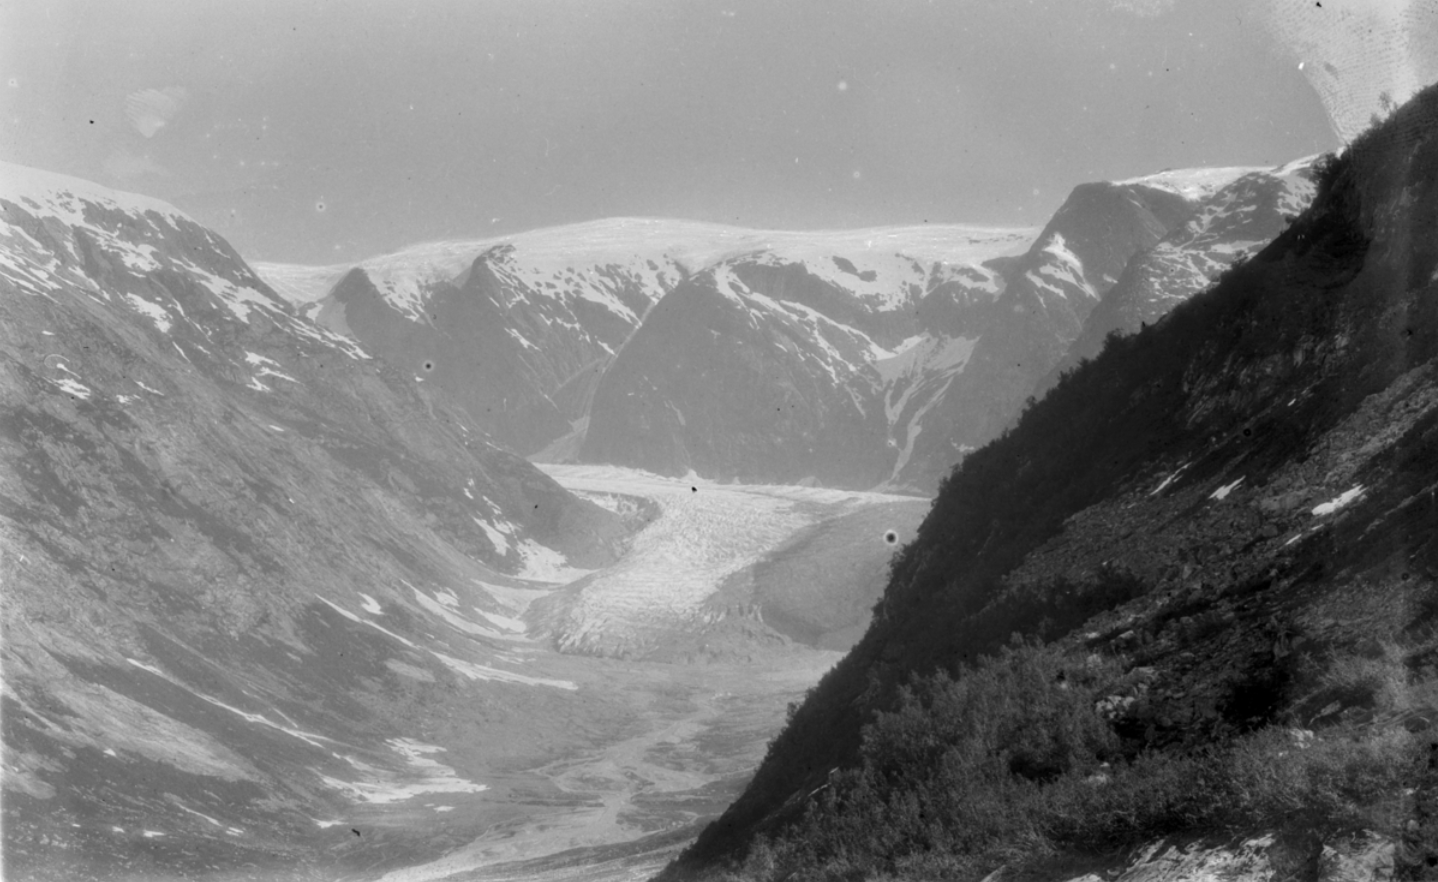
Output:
[{"xmin": 254, "ymin": 161, "xmax": 1314, "ymax": 495}]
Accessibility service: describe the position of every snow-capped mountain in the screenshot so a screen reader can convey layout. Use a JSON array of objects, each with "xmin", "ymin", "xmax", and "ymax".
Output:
[
  {"xmin": 256, "ymin": 221, "xmax": 1036, "ymax": 460},
  {"xmin": 257, "ymin": 160, "xmax": 1316, "ymax": 496},
  {"xmin": 1050, "ymin": 157, "xmax": 1320, "ymax": 381},
  {"xmin": 575, "ymin": 230, "xmax": 1031, "ymax": 489},
  {"xmin": 581, "ymin": 166, "xmax": 1309, "ymax": 492},
  {"xmin": 880, "ymin": 176, "xmax": 1209, "ymax": 490},
  {"xmin": 0, "ymin": 162, "xmax": 633, "ymax": 877},
  {"xmin": 262, "ymin": 228, "xmax": 688, "ymax": 453}
]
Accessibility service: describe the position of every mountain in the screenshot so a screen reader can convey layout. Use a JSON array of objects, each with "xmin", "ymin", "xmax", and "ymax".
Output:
[
  {"xmin": 583, "ymin": 166, "xmax": 1312, "ymax": 492},
  {"xmin": 571, "ymin": 227, "xmax": 1053, "ymax": 490},
  {"xmin": 266, "ymin": 229, "xmax": 695, "ymax": 455},
  {"xmin": 0, "ymin": 164, "xmax": 634, "ymax": 879},
  {"xmin": 258, "ymin": 165, "xmax": 1314, "ymax": 496},
  {"xmin": 257, "ymin": 222, "xmax": 1036, "ymax": 466},
  {"xmin": 1045, "ymin": 157, "xmax": 1320, "ymax": 385},
  {"xmin": 664, "ymin": 84, "xmax": 1438, "ymax": 881}
]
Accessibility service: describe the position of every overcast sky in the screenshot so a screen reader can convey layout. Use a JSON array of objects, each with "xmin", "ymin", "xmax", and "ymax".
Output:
[{"xmin": 2, "ymin": 0, "xmax": 1338, "ymax": 264}]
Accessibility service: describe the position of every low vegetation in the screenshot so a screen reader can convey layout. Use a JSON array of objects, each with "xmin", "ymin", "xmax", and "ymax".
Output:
[{"xmin": 722, "ymin": 642, "xmax": 1422, "ymax": 882}]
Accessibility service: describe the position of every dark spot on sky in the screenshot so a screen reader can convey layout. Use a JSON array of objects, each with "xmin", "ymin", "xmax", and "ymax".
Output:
[
  {"xmin": 691, "ymin": 486, "xmax": 698, "ymax": 493},
  {"xmin": 422, "ymin": 360, "xmax": 435, "ymax": 372},
  {"xmin": 884, "ymin": 530, "xmax": 899, "ymax": 545}
]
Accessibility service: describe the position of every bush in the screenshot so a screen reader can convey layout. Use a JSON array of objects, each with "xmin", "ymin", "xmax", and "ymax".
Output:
[{"xmin": 735, "ymin": 642, "xmax": 1422, "ymax": 882}]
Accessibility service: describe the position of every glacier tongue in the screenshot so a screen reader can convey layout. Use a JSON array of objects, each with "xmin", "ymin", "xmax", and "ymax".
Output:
[{"xmin": 529, "ymin": 465, "xmax": 919, "ymax": 658}]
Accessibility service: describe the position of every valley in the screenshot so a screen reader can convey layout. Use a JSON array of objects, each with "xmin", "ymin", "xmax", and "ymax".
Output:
[{"xmin": 5, "ymin": 67, "xmax": 1431, "ymax": 881}]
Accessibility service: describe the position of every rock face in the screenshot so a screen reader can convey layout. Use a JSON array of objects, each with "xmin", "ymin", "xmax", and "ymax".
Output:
[
  {"xmin": 0, "ymin": 164, "xmax": 626, "ymax": 878},
  {"xmin": 582, "ymin": 169, "xmax": 1311, "ymax": 492},
  {"xmin": 668, "ymin": 85, "xmax": 1438, "ymax": 878},
  {"xmin": 885, "ymin": 179, "xmax": 1196, "ymax": 489},
  {"xmin": 577, "ymin": 264, "xmax": 905, "ymax": 489},
  {"xmin": 1046, "ymin": 157, "xmax": 1320, "ymax": 386}
]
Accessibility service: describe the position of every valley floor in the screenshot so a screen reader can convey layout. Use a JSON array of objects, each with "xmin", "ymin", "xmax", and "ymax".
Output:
[{"xmin": 308, "ymin": 467, "xmax": 910, "ymax": 882}]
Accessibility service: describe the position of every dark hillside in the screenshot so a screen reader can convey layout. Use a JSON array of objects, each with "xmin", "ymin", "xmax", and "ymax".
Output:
[{"xmin": 666, "ymin": 84, "xmax": 1438, "ymax": 880}]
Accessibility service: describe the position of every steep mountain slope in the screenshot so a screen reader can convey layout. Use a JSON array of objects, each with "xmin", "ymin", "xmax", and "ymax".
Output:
[
  {"xmin": 1048, "ymin": 157, "xmax": 1320, "ymax": 383},
  {"xmin": 0, "ymin": 164, "xmax": 631, "ymax": 879},
  {"xmin": 666, "ymin": 85, "xmax": 1438, "ymax": 881},
  {"xmin": 881, "ymin": 179, "xmax": 1196, "ymax": 490}
]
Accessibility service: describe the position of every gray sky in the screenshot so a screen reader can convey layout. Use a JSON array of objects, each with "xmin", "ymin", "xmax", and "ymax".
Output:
[{"xmin": 2, "ymin": 0, "xmax": 1337, "ymax": 264}]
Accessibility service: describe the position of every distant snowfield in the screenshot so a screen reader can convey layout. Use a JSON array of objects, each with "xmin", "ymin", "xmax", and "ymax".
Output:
[
  {"xmin": 1113, "ymin": 165, "xmax": 1268, "ymax": 201},
  {"xmin": 533, "ymin": 464, "xmax": 920, "ymax": 654},
  {"xmin": 254, "ymin": 217, "xmax": 1040, "ymax": 304}
]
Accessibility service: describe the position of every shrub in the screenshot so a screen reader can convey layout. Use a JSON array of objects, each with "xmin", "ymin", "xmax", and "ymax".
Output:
[{"xmin": 737, "ymin": 641, "xmax": 1422, "ymax": 882}]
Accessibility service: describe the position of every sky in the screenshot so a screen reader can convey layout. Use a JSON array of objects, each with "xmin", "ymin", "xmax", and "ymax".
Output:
[{"xmin": 1, "ymin": 0, "xmax": 1340, "ymax": 264}]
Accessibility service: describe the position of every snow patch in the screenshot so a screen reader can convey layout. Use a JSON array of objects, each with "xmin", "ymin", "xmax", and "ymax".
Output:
[
  {"xmin": 428, "ymin": 650, "xmax": 577, "ymax": 690},
  {"xmin": 410, "ymin": 585, "xmax": 524, "ymax": 641},
  {"xmin": 320, "ymin": 738, "xmax": 489, "ymax": 805},
  {"xmin": 1209, "ymin": 478, "xmax": 1244, "ymax": 501},
  {"xmin": 1312, "ymin": 485, "xmax": 1364, "ymax": 517},
  {"xmin": 514, "ymin": 538, "xmax": 593, "ymax": 583},
  {"xmin": 123, "ymin": 294, "xmax": 173, "ymax": 332},
  {"xmin": 1150, "ymin": 463, "xmax": 1189, "ymax": 496},
  {"xmin": 473, "ymin": 517, "xmax": 511, "ymax": 556},
  {"xmin": 316, "ymin": 595, "xmax": 417, "ymax": 647},
  {"xmin": 477, "ymin": 608, "xmax": 527, "ymax": 634},
  {"xmin": 53, "ymin": 378, "xmax": 92, "ymax": 399}
]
